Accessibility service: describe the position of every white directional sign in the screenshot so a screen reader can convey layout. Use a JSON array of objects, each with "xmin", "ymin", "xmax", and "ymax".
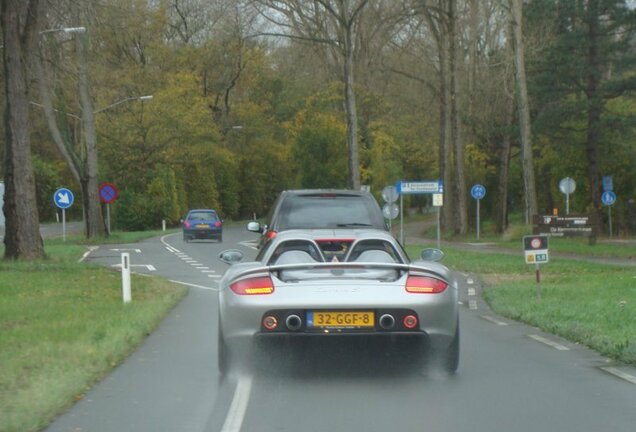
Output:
[{"xmin": 396, "ymin": 180, "xmax": 443, "ymax": 194}]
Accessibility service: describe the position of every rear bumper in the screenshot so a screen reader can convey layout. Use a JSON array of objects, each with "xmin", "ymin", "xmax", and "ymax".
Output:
[{"xmin": 183, "ymin": 228, "xmax": 222, "ymax": 239}]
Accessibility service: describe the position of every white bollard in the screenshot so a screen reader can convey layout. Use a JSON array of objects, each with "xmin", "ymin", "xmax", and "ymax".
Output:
[
  {"xmin": 121, "ymin": 252, "xmax": 132, "ymax": 303},
  {"xmin": 162, "ymin": 219, "xmax": 166, "ymax": 231}
]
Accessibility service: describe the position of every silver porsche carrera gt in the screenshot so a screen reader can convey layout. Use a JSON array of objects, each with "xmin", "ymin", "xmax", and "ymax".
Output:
[{"xmin": 217, "ymin": 229, "xmax": 459, "ymax": 375}]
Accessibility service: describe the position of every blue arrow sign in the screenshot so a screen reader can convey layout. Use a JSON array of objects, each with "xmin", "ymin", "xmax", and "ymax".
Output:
[
  {"xmin": 471, "ymin": 184, "xmax": 486, "ymax": 200},
  {"xmin": 601, "ymin": 191, "xmax": 616, "ymax": 206},
  {"xmin": 54, "ymin": 188, "xmax": 74, "ymax": 209}
]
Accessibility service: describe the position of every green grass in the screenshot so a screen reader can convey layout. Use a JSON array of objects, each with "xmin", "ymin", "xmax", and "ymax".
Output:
[
  {"xmin": 415, "ymin": 213, "xmax": 636, "ymax": 259},
  {"xmin": 406, "ymin": 243, "xmax": 636, "ymax": 365},
  {"xmin": 0, "ymin": 233, "xmax": 187, "ymax": 432}
]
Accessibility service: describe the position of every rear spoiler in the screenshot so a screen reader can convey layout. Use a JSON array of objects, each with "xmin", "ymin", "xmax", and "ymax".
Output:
[{"xmin": 227, "ymin": 262, "xmax": 448, "ymax": 284}]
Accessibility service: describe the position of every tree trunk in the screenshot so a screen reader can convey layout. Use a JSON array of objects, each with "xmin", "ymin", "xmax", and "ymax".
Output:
[
  {"xmin": 584, "ymin": 0, "xmax": 602, "ymax": 218},
  {"xmin": 344, "ymin": 23, "xmax": 361, "ymax": 190},
  {"xmin": 76, "ymin": 27, "xmax": 106, "ymax": 238},
  {"xmin": 449, "ymin": 0, "xmax": 467, "ymax": 234},
  {"xmin": 495, "ymin": 94, "xmax": 514, "ymax": 234},
  {"xmin": 1, "ymin": 0, "xmax": 45, "ymax": 260},
  {"xmin": 511, "ymin": 0, "xmax": 537, "ymax": 224}
]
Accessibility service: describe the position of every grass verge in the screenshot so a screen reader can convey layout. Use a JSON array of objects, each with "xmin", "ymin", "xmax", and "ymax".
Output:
[
  {"xmin": 0, "ymin": 235, "xmax": 187, "ymax": 432},
  {"xmin": 406, "ymin": 242, "xmax": 636, "ymax": 365}
]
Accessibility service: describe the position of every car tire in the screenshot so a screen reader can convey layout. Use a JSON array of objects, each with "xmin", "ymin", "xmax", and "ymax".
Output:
[
  {"xmin": 218, "ymin": 324, "xmax": 230, "ymax": 376},
  {"xmin": 218, "ymin": 235, "xmax": 223, "ymax": 243},
  {"xmin": 441, "ymin": 323, "xmax": 460, "ymax": 374}
]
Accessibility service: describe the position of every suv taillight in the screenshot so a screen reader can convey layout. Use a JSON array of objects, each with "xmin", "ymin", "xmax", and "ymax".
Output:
[{"xmin": 264, "ymin": 230, "xmax": 277, "ymax": 242}]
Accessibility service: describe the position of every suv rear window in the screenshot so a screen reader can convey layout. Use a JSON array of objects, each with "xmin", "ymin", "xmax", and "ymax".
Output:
[{"xmin": 276, "ymin": 193, "xmax": 382, "ymax": 230}]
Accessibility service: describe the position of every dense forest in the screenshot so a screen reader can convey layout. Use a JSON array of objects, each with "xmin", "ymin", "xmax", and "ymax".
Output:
[{"xmin": 2, "ymin": 0, "xmax": 636, "ymax": 257}]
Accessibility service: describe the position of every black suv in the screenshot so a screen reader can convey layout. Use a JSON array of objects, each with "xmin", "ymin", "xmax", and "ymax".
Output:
[{"xmin": 247, "ymin": 189, "xmax": 388, "ymax": 247}]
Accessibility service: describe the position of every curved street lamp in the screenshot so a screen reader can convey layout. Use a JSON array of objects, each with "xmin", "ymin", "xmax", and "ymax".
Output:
[
  {"xmin": 39, "ymin": 26, "xmax": 86, "ymax": 35},
  {"xmin": 94, "ymin": 95, "xmax": 153, "ymax": 114}
]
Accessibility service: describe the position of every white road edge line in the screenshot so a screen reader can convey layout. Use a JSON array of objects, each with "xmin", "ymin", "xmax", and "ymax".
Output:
[
  {"xmin": 221, "ymin": 375, "xmax": 253, "ymax": 432},
  {"xmin": 78, "ymin": 246, "xmax": 99, "ymax": 263},
  {"xmin": 480, "ymin": 315, "xmax": 508, "ymax": 326},
  {"xmin": 168, "ymin": 279, "xmax": 220, "ymax": 291},
  {"xmin": 528, "ymin": 334, "xmax": 570, "ymax": 351},
  {"xmin": 599, "ymin": 367, "xmax": 636, "ymax": 385}
]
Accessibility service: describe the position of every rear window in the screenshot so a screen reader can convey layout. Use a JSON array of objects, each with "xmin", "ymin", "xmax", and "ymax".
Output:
[
  {"xmin": 277, "ymin": 194, "xmax": 384, "ymax": 230},
  {"xmin": 187, "ymin": 211, "xmax": 217, "ymax": 221}
]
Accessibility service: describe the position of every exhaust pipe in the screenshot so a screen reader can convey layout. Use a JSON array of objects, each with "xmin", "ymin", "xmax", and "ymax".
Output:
[
  {"xmin": 286, "ymin": 314, "xmax": 303, "ymax": 331},
  {"xmin": 379, "ymin": 314, "xmax": 395, "ymax": 330}
]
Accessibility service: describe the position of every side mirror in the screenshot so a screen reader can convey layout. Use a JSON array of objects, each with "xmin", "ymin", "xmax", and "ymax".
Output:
[
  {"xmin": 247, "ymin": 221, "xmax": 262, "ymax": 233},
  {"xmin": 420, "ymin": 248, "xmax": 444, "ymax": 262},
  {"xmin": 219, "ymin": 249, "xmax": 244, "ymax": 265}
]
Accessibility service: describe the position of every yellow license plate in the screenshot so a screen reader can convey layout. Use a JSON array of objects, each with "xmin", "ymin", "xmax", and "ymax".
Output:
[
  {"xmin": 309, "ymin": 311, "xmax": 374, "ymax": 328},
  {"xmin": 196, "ymin": 224, "xmax": 208, "ymax": 228}
]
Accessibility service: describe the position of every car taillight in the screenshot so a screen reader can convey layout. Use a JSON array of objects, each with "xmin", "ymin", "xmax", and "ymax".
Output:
[
  {"xmin": 214, "ymin": 220, "xmax": 222, "ymax": 228},
  {"xmin": 230, "ymin": 276, "xmax": 274, "ymax": 295},
  {"xmin": 405, "ymin": 275, "xmax": 448, "ymax": 293},
  {"xmin": 183, "ymin": 221, "xmax": 191, "ymax": 228}
]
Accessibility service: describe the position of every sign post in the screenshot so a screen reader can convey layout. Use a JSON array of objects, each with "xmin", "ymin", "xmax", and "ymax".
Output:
[
  {"xmin": 559, "ymin": 177, "xmax": 576, "ymax": 215},
  {"xmin": 471, "ymin": 184, "xmax": 486, "ymax": 240},
  {"xmin": 601, "ymin": 191, "xmax": 617, "ymax": 238},
  {"xmin": 523, "ymin": 235, "xmax": 549, "ymax": 300},
  {"xmin": 53, "ymin": 187, "xmax": 74, "ymax": 241},
  {"xmin": 381, "ymin": 185, "xmax": 399, "ymax": 232},
  {"xmin": 432, "ymin": 193, "xmax": 443, "ymax": 249},
  {"xmin": 99, "ymin": 182, "xmax": 120, "ymax": 235}
]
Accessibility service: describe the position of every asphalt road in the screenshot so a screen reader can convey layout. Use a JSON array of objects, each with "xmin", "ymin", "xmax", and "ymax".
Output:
[{"xmin": 45, "ymin": 226, "xmax": 636, "ymax": 432}]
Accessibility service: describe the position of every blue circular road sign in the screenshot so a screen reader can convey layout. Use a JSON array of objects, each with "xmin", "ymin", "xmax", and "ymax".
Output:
[
  {"xmin": 601, "ymin": 191, "xmax": 616, "ymax": 206},
  {"xmin": 54, "ymin": 187, "xmax": 74, "ymax": 209},
  {"xmin": 471, "ymin": 184, "xmax": 486, "ymax": 200}
]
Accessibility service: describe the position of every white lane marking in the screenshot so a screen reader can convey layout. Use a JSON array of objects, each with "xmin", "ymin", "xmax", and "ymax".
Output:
[
  {"xmin": 239, "ymin": 240, "xmax": 259, "ymax": 251},
  {"xmin": 468, "ymin": 288, "xmax": 476, "ymax": 296},
  {"xmin": 78, "ymin": 246, "xmax": 99, "ymax": 263},
  {"xmin": 469, "ymin": 300, "xmax": 478, "ymax": 310},
  {"xmin": 111, "ymin": 264, "xmax": 156, "ymax": 271},
  {"xmin": 208, "ymin": 274, "xmax": 222, "ymax": 278},
  {"xmin": 110, "ymin": 248, "xmax": 141, "ymax": 253},
  {"xmin": 466, "ymin": 278, "xmax": 474, "ymax": 285},
  {"xmin": 197, "ymin": 266, "xmax": 210, "ymax": 270},
  {"xmin": 600, "ymin": 367, "xmax": 636, "ymax": 385},
  {"xmin": 480, "ymin": 315, "xmax": 508, "ymax": 326},
  {"xmin": 165, "ymin": 246, "xmax": 179, "ymax": 253},
  {"xmin": 528, "ymin": 334, "xmax": 570, "ymax": 351},
  {"xmin": 168, "ymin": 279, "xmax": 220, "ymax": 291},
  {"xmin": 221, "ymin": 375, "xmax": 253, "ymax": 432},
  {"xmin": 202, "ymin": 270, "xmax": 217, "ymax": 273}
]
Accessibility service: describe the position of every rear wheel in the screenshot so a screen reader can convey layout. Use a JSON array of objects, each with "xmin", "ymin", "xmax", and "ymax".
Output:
[
  {"xmin": 218, "ymin": 329, "xmax": 230, "ymax": 376},
  {"xmin": 441, "ymin": 326, "xmax": 460, "ymax": 374}
]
